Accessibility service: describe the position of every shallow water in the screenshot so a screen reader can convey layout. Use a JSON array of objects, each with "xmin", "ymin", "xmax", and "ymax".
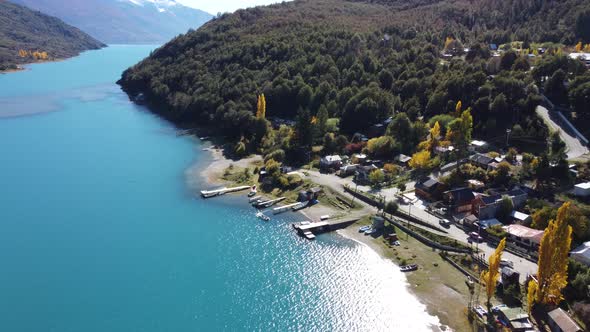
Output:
[{"xmin": 0, "ymin": 45, "xmax": 443, "ymax": 331}]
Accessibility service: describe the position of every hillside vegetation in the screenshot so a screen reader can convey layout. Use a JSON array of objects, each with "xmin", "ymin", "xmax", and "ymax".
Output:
[
  {"xmin": 118, "ymin": 0, "xmax": 590, "ymax": 160},
  {"xmin": 0, "ymin": 1, "xmax": 105, "ymax": 71}
]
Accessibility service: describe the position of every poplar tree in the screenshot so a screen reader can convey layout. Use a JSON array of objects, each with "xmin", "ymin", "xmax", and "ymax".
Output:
[
  {"xmin": 480, "ymin": 238, "xmax": 506, "ymax": 313},
  {"xmin": 529, "ymin": 202, "xmax": 573, "ymax": 307}
]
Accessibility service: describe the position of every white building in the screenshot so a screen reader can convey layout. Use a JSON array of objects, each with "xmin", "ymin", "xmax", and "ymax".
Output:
[
  {"xmin": 569, "ymin": 53, "xmax": 590, "ymax": 67},
  {"xmin": 320, "ymin": 155, "xmax": 342, "ymax": 169},
  {"xmin": 570, "ymin": 241, "xmax": 590, "ymax": 267},
  {"xmin": 574, "ymin": 182, "xmax": 590, "ymax": 197}
]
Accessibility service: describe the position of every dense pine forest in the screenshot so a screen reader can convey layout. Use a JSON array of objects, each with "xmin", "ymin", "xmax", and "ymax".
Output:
[
  {"xmin": 0, "ymin": 1, "xmax": 105, "ymax": 71},
  {"xmin": 118, "ymin": 0, "xmax": 590, "ymax": 160}
]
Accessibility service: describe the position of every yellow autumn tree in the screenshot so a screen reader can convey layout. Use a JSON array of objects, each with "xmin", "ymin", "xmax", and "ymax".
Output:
[
  {"xmin": 529, "ymin": 202, "xmax": 573, "ymax": 307},
  {"xmin": 418, "ymin": 121, "xmax": 441, "ymax": 152},
  {"xmin": 455, "ymin": 100, "xmax": 462, "ymax": 115},
  {"xmin": 527, "ymin": 281, "xmax": 537, "ymax": 313},
  {"xmin": 255, "ymin": 94, "xmax": 266, "ymax": 119},
  {"xmin": 409, "ymin": 150, "xmax": 432, "ymax": 171},
  {"xmin": 444, "ymin": 37, "xmax": 454, "ymax": 49},
  {"xmin": 584, "ymin": 44, "xmax": 590, "ymax": 53},
  {"xmin": 18, "ymin": 49, "xmax": 28, "ymax": 57},
  {"xmin": 480, "ymin": 238, "xmax": 506, "ymax": 311},
  {"xmin": 575, "ymin": 42, "xmax": 583, "ymax": 52}
]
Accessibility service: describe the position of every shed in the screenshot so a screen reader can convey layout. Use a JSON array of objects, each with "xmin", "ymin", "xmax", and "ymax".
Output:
[
  {"xmin": 510, "ymin": 211, "xmax": 531, "ymax": 224},
  {"xmin": 547, "ymin": 308, "xmax": 583, "ymax": 332},
  {"xmin": 570, "ymin": 241, "xmax": 590, "ymax": 267},
  {"xmin": 395, "ymin": 154, "xmax": 412, "ymax": 164},
  {"xmin": 574, "ymin": 182, "xmax": 590, "ymax": 197},
  {"xmin": 496, "ymin": 306, "xmax": 533, "ymax": 331},
  {"xmin": 477, "ymin": 218, "xmax": 502, "ymax": 229}
]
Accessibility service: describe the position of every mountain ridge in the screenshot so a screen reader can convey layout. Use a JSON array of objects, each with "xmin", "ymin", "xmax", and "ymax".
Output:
[{"xmin": 12, "ymin": 0, "xmax": 213, "ymax": 44}]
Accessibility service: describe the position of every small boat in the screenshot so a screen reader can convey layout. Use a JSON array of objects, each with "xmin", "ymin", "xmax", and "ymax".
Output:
[
  {"xmin": 392, "ymin": 241, "xmax": 401, "ymax": 246},
  {"xmin": 359, "ymin": 225, "xmax": 371, "ymax": 233},
  {"xmin": 364, "ymin": 228, "xmax": 374, "ymax": 235},
  {"xmin": 256, "ymin": 211, "xmax": 270, "ymax": 222},
  {"xmin": 400, "ymin": 264, "xmax": 418, "ymax": 272}
]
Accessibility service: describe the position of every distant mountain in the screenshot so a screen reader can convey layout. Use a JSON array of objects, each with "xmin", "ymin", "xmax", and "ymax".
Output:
[
  {"xmin": 12, "ymin": 0, "xmax": 213, "ymax": 44},
  {"xmin": 0, "ymin": 1, "xmax": 105, "ymax": 71}
]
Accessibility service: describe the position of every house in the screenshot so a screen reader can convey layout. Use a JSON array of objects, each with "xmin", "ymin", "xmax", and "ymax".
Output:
[
  {"xmin": 415, "ymin": 177, "xmax": 445, "ymax": 201},
  {"xmin": 547, "ymin": 308, "xmax": 583, "ymax": 332},
  {"xmin": 443, "ymin": 188, "xmax": 475, "ymax": 214},
  {"xmin": 462, "ymin": 214, "xmax": 478, "ymax": 227},
  {"xmin": 467, "ymin": 179, "xmax": 485, "ymax": 190},
  {"xmin": 503, "ymin": 224, "xmax": 544, "ymax": 250},
  {"xmin": 469, "ymin": 153, "xmax": 495, "ymax": 170},
  {"xmin": 501, "ymin": 267, "xmax": 520, "ymax": 287},
  {"xmin": 472, "ymin": 188, "xmax": 528, "ymax": 219},
  {"xmin": 510, "ymin": 211, "xmax": 532, "ymax": 224},
  {"xmin": 574, "ymin": 182, "xmax": 590, "ymax": 197},
  {"xmin": 496, "ymin": 306, "xmax": 533, "ymax": 331},
  {"xmin": 354, "ymin": 164, "xmax": 378, "ymax": 185},
  {"xmin": 338, "ymin": 164, "xmax": 358, "ymax": 177},
  {"xmin": 297, "ymin": 187, "xmax": 322, "ymax": 202},
  {"xmin": 352, "ymin": 153, "xmax": 367, "ymax": 164},
  {"xmin": 395, "ymin": 154, "xmax": 411, "ymax": 166},
  {"xmin": 434, "ymin": 145, "xmax": 454, "ymax": 156},
  {"xmin": 570, "ymin": 241, "xmax": 590, "ymax": 267},
  {"xmin": 477, "ymin": 218, "xmax": 502, "ymax": 230},
  {"xmin": 320, "ymin": 155, "xmax": 342, "ymax": 170},
  {"xmin": 569, "ymin": 53, "xmax": 590, "ymax": 67},
  {"xmin": 469, "ymin": 140, "xmax": 488, "ymax": 153}
]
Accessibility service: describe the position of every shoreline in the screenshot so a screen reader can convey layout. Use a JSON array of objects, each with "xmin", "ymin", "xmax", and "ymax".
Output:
[{"xmin": 197, "ymin": 146, "xmax": 472, "ymax": 332}]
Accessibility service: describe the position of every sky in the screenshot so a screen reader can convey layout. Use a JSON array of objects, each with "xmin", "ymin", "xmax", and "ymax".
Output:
[{"xmin": 177, "ymin": 0, "xmax": 285, "ymax": 15}]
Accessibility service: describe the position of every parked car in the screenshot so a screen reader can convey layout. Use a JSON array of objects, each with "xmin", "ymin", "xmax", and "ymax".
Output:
[
  {"xmin": 468, "ymin": 232, "xmax": 484, "ymax": 243},
  {"xmin": 439, "ymin": 218, "xmax": 452, "ymax": 228},
  {"xmin": 500, "ymin": 259, "xmax": 513, "ymax": 268}
]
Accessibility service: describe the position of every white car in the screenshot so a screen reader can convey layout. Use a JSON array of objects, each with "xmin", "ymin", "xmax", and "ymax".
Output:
[{"xmin": 500, "ymin": 259, "xmax": 514, "ymax": 268}]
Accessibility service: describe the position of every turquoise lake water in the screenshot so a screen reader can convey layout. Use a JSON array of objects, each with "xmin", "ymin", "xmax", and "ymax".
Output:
[{"xmin": 0, "ymin": 46, "xmax": 442, "ymax": 331}]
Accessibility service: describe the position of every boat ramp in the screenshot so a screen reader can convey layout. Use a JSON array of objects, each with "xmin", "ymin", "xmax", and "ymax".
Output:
[
  {"xmin": 200, "ymin": 185, "xmax": 251, "ymax": 198},
  {"xmin": 292, "ymin": 218, "xmax": 358, "ymax": 240}
]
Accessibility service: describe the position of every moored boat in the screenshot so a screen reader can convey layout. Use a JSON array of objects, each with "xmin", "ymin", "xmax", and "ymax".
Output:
[{"xmin": 400, "ymin": 264, "xmax": 418, "ymax": 272}]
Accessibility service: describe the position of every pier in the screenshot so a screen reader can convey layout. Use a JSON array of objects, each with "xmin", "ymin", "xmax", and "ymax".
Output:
[
  {"xmin": 292, "ymin": 218, "xmax": 359, "ymax": 240},
  {"xmin": 253, "ymin": 197, "xmax": 286, "ymax": 208},
  {"xmin": 200, "ymin": 185, "xmax": 251, "ymax": 198},
  {"xmin": 272, "ymin": 202, "xmax": 305, "ymax": 214}
]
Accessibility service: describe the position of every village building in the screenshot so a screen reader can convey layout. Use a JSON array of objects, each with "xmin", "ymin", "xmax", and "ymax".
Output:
[
  {"xmin": 469, "ymin": 140, "xmax": 488, "ymax": 153},
  {"xmin": 573, "ymin": 182, "xmax": 590, "ymax": 197},
  {"xmin": 415, "ymin": 177, "xmax": 445, "ymax": 201},
  {"xmin": 472, "ymin": 188, "xmax": 528, "ymax": 219},
  {"xmin": 547, "ymin": 308, "xmax": 583, "ymax": 332},
  {"xmin": 395, "ymin": 154, "xmax": 411, "ymax": 166},
  {"xmin": 443, "ymin": 187, "xmax": 475, "ymax": 214},
  {"xmin": 297, "ymin": 187, "xmax": 322, "ymax": 202},
  {"xmin": 503, "ymin": 224, "xmax": 543, "ymax": 250},
  {"xmin": 569, "ymin": 52, "xmax": 590, "ymax": 67},
  {"xmin": 338, "ymin": 164, "xmax": 358, "ymax": 177},
  {"xmin": 320, "ymin": 155, "xmax": 342, "ymax": 170},
  {"xmin": 510, "ymin": 210, "xmax": 531, "ymax": 224},
  {"xmin": 500, "ymin": 267, "xmax": 520, "ymax": 287},
  {"xmin": 476, "ymin": 218, "xmax": 502, "ymax": 230},
  {"xmin": 354, "ymin": 164, "xmax": 378, "ymax": 185},
  {"xmin": 469, "ymin": 153, "xmax": 495, "ymax": 170},
  {"xmin": 570, "ymin": 241, "xmax": 590, "ymax": 267},
  {"xmin": 496, "ymin": 306, "xmax": 533, "ymax": 331}
]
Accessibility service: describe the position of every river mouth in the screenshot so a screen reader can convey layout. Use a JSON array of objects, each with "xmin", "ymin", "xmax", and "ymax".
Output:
[{"xmin": 0, "ymin": 45, "xmax": 444, "ymax": 332}]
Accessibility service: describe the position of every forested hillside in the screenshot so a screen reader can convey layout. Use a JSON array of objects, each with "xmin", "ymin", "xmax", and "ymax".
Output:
[
  {"xmin": 118, "ymin": 0, "xmax": 590, "ymax": 159},
  {"xmin": 0, "ymin": 1, "xmax": 105, "ymax": 71}
]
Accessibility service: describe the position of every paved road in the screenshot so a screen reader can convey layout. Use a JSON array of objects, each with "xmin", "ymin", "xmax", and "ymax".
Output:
[
  {"xmin": 536, "ymin": 105, "xmax": 589, "ymax": 159},
  {"xmin": 304, "ymin": 170, "xmax": 538, "ymax": 283}
]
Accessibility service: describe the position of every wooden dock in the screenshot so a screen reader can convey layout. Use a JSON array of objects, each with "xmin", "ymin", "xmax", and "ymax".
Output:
[
  {"xmin": 253, "ymin": 197, "xmax": 286, "ymax": 208},
  {"xmin": 292, "ymin": 218, "xmax": 359, "ymax": 240},
  {"xmin": 200, "ymin": 185, "xmax": 251, "ymax": 198},
  {"xmin": 272, "ymin": 202, "xmax": 305, "ymax": 214}
]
